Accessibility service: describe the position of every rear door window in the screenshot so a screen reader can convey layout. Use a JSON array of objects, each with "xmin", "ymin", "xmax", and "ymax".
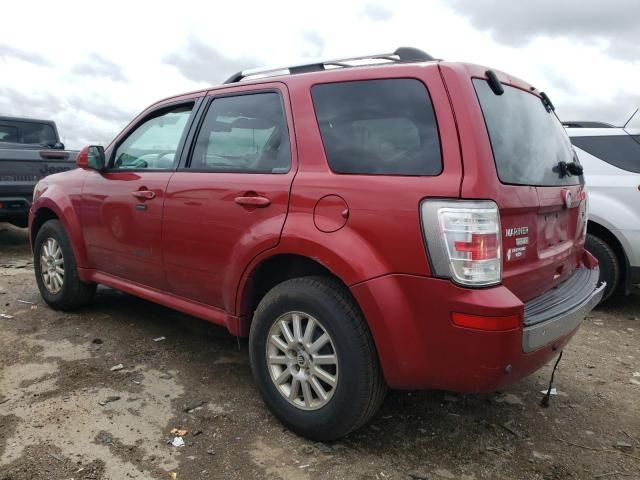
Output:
[
  {"xmin": 474, "ymin": 80, "xmax": 578, "ymax": 186},
  {"xmin": 570, "ymin": 135, "xmax": 640, "ymax": 174},
  {"xmin": 311, "ymin": 79, "xmax": 442, "ymax": 175},
  {"xmin": 190, "ymin": 92, "xmax": 291, "ymax": 173}
]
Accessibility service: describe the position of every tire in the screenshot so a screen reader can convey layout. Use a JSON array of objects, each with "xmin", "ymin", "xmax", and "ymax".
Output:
[
  {"xmin": 249, "ymin": 276, "xmax": 386, "ymax": 441},
  {"xmin": 34, "ymin": 219, "xmax": 96, "ymax": 310},
  {"xmin": 585, "ymin": 233, "xmax": 619, "ymax": 303}
]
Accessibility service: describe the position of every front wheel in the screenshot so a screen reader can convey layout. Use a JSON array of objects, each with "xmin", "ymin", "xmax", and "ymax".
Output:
[
  {"xmin": 34, "ymin": 219, "xmax": 96, "ymax": 310},
  {"xmin": 249, "ymin": 276, "xmax": 386, "ymax": 441}
]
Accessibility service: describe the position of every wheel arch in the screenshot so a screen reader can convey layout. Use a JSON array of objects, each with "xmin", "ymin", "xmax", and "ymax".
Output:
[
  {"xmin": 31, "ymin": 197, "xmax": 89, "ymax": 269},
  {"xmin": 587, "ymin": 220, "xmax": 630, "ymax": 293},
  {"xmin": 238, "ymin": 253, "xmax": 344, "ymax": 316},
  {"xmin": 30, "ymin": 207, "xmax": 59, "ymax": 248}
]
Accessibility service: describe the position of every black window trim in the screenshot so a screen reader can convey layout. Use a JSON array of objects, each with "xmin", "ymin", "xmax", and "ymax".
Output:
[
  {"xmin": 104, "ymin": 97, "xmax": 204, "ymax": 174},
  {"xmin": 310, "ymin": 76, "xmax": 444, "ymax": 177},
  {"xmin": 180, "ymin": 88, "xmax": 293, "ymax": 174}
]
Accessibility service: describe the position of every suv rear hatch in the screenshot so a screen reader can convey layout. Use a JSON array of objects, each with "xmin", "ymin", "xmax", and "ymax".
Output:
[{"xmin": 458, "ymin": 68, "xmax": 588, "ymax": 302}]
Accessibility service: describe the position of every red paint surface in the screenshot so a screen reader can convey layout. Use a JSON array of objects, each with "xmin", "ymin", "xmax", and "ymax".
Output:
[
  {"xmin": 351, "ymin": 273, "xmax": 576, "ymax": 391},
  {"xmin": 313, "ymin": 195, "xmax": 349, "ymax": 233},
  {"xmin": 29, "ymin": 60, "xmax": 593, "ymax": 393}
]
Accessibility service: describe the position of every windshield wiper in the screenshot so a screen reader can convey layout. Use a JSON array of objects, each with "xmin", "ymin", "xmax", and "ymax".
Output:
[
  {"xmin": 540, "ymin": 92, "xmax": 555, "ymax": 112},
  {"xmin": 555, "ymin": 160, "xmax": 583, "ymax": 177}
]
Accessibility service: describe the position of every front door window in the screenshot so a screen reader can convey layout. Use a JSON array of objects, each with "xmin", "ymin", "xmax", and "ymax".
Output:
[{"xmin": 113, "ymin": 105, "xmax": 193, "ymax": 170}]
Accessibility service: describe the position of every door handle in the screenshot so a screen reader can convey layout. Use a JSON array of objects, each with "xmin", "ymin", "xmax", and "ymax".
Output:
[
  {"xmin": 132, "ymin": 190, "xmax": 156, "ymax": 201},
  {"xmin": 234, "ymin": 196, "xmax": 271, "ymax": 208}
]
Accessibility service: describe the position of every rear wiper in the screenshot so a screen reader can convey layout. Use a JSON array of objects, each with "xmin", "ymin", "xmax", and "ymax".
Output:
[
  {"xmin": 540, "ymin": 92, "xmax": 555, "ymax": 112},
  {"xmin": 555, "ymin": 160, "xmax": 583, "ymax": 177}
]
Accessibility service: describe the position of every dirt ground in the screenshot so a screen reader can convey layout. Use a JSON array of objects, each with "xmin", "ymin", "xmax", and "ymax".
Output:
[{"xmin": 0, "ymin": 224, "xmax": 638, "ymax": 480}]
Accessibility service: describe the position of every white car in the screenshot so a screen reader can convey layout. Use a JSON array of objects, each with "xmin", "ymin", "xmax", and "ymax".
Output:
[{"xmin": 565, "ymin": 121, "xmax": 640, "ymax": 302}]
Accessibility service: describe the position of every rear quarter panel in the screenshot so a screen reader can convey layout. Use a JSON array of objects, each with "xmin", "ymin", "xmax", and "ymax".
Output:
[
  {"xmin": 575, "ymin": 146, "xmax": 640, "ymax": 267},
  {"xmin": 277, "ymin": 64, "xmax": 463, "ymax": 283},
  {"xmin": 440, "ymin": 62, "xmax": 587, "ymax": 302},
  {"xmin": 0, "ymin": 149, "xmax": 76, "ymax": 196}
]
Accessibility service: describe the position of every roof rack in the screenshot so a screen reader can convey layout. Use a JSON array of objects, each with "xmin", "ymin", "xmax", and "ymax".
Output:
[
  {"xmin": 562, "ymin": 121, "xmax": 615, "ymax": 128},
  {"xmin": 223, "ymin": 47, "xmax": 436, "ymax": 84}
]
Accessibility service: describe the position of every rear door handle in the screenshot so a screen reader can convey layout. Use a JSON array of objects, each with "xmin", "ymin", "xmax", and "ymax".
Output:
[
  {"xmin": 234, "ymin": 196, "xmax": 271, "ymax": 208},
  {"xmin": 132, "ymin": 190, "xmax": 156, "ymax": 201}
]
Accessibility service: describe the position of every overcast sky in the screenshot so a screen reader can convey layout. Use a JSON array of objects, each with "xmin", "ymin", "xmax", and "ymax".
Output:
[{"xmin": 1, "ymin": 0, "xmax": 639, "ymax": 148}]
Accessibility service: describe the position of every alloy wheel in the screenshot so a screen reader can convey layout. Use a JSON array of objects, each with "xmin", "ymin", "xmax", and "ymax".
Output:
[
  {"xmin": 266, "ymin": 311, "xmax": 339, "ymax": 410},
  {"xmin": 40, "ymin": 237, "xmax": 65, "ymax": 294}
]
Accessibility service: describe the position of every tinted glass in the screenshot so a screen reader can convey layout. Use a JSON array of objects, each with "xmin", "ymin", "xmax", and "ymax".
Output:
[
  {"xmin": 570, "ymin": 135, "xmax": 640, "ymax": 174},
  {"xmin": 191, "ymin": 92, "xmax": 290, "ymax": 173},
  {"xmin": 0, "ymin": 120, "xmax": 56, "ymax": 145},
  {"xmin": 0, "ymin": 125, "xmax": 18, "ymax": 143},
  {"xmin": 311, "ymin": 79, "xmax": 442, "ymax": 175},
  {"xmin": 113, "ymin": 104, "xmax": 193, "ymax": 170},
  {"xmin": 474, "ymin": 80, "xmax": 578, "ymax": 186}
]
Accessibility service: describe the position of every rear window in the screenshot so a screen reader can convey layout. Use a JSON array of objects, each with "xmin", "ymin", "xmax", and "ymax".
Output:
[
  {"xmin": 570, "ymin": 135, "xmax": 640, "ymax": 174},
  {"xmin": 0, "ymin": 120, "xmax": 57, "ymax": 146},
  {"xmin": 473, "ymin": 79, "xmax": 578, "ymax": 186},
  {"xmin": 311, "ymin": 79, "xmax": 442, "ymax": 176}
]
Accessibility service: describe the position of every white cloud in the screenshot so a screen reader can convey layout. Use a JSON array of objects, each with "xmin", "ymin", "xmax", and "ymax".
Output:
[{"xmin": 0, "ymin": 0, "xmax": 638, "ymax": 148}]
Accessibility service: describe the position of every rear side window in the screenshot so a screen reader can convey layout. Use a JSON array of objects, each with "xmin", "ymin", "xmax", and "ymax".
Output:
[
  {"xmin": 570, "ymin": 135, "xmax": 640, "ymax": 174},
  {"xmin": 311, "ymin": 79, "xmax": 442, "ymax": 176},
  {"xmin": 474, "ymin": 79, "xmax": 578, "ymax": 186},
  {"xmin": 0, "ymin": 125, "xmax": 18, "ymax": 142},
  {"xmin": 190, "ymin": 92, "xmax": 291, "ymax": 173},
  {"xmin": 0, "ymin": 120, "xmax": 57, "ymax": 145}
]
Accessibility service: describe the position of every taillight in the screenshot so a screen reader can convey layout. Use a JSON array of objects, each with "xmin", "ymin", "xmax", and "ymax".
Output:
[
  {"xmin": 421, "ymin": 200, "xmax": 502, "ymax": 286},
  {"xmin": 454, "ymin": 233, "xmax": 499, "ymax": 260}
]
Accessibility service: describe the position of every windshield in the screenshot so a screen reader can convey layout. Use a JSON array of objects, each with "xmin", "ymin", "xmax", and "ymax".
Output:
[
  {"xmin": 473, "ymin": 80, "xmax": 578, "ymax": 186},
  {"xmin": 0, "ymin": 120, "xmax": 57, "ymax": 146}
]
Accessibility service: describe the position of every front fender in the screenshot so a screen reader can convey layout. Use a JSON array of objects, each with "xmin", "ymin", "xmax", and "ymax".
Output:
[{"xmin": 31, "ymin": 170, "xmax": 89, "ymax": 268}]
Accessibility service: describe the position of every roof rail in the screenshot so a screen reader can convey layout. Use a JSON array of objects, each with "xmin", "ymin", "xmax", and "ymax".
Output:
[
  {"xmin": 562, "ymin": 121, "xmax": 615, "ymax": 128},
  {"xmin": 223, "ymin": 47, "xmax": 436, "ymax": 84}
]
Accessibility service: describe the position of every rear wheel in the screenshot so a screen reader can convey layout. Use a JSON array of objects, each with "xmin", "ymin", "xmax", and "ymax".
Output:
[
  {"xmin": 585, "ymin": 233, "xmax": 619, "ymax": 303},
  {"xmin": 249, "ymin": 276, "xmax": 386, "ymax": 440},
  {"xmin": 34, "ymin": 220, "xmax": 96, "ymax": 310}
]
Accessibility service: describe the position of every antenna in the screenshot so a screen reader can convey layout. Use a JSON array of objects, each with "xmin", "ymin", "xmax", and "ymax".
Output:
[{"xmin": 623, "ymin": 108, "xmax": 639, "ymax": 128}]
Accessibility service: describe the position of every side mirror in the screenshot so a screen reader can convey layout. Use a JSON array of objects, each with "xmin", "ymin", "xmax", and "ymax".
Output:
[{"xmin": 76, "ymin": 145, "xmax": 106, "ymax": 170}]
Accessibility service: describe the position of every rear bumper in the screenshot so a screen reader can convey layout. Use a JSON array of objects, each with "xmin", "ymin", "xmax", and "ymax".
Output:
[
  {"xmin": 523, "ymin": 268, "xmax": 604, "ymax": 352},
  {"xmin": 0, "ymin": 196, "xmax": 31, "ymax": 225},
  {"xmin": 351, "ymin": 262, "xmax": 602, "ymax": 393}
]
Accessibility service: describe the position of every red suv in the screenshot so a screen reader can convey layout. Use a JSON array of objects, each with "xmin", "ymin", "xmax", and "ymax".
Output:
[{"xmin": 29, "ymin": 47, "xmax": 604, "ymax": 440}]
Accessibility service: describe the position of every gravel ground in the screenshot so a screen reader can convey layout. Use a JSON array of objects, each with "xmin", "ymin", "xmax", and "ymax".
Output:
[{"xmin": 0, "ymin": 223, "xmax": 639, "ymax": 480}]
